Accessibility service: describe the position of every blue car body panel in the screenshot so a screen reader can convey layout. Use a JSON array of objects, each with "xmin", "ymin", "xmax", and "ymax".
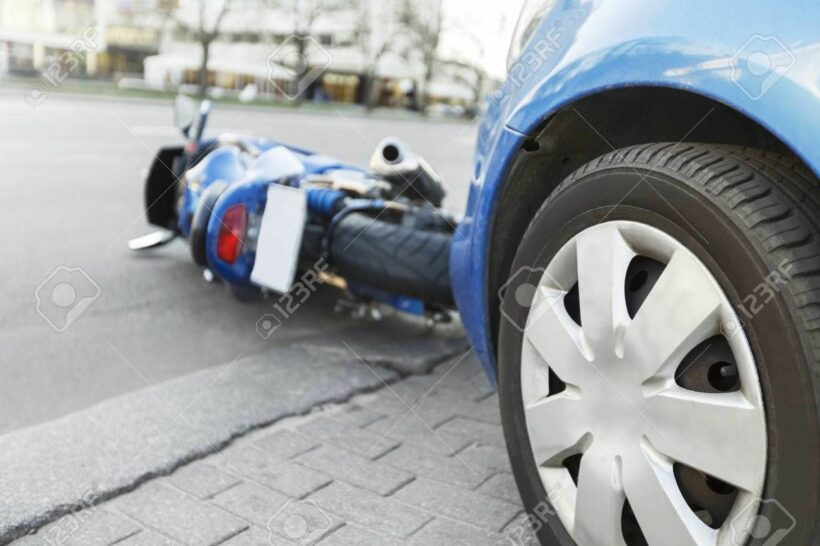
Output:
[{"xmin": 451, "ymin": 0, "xmax": 820, "ymax": 380}]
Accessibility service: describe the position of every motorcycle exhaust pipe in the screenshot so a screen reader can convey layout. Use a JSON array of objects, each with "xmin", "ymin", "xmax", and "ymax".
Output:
[{"xmin": 370, "ymin": 138, "xmax": 446, "ymax": 207}]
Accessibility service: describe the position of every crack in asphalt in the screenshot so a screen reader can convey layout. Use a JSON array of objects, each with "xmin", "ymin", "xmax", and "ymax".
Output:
[{"xmin": 1, "ymin": 343, "xmax": 469, "ymax": 545}]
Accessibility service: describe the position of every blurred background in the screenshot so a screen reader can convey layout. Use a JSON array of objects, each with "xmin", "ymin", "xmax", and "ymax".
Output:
[
  {"xmin": 0, "ymin": 0, "xmax": 520, "ymax": 434},
  {"xmin": 0, "ymin": 0, "xmax": 522, "ymax": 116}
]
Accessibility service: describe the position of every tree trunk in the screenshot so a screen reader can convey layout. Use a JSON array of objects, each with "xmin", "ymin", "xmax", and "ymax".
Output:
[
  {"xmin": 418, "ymin": 63, "xmax": 434, "ymax": 115},
  {"xmin": 416, "ymin": 79, "xmax": 427, "ymax": 115},
  {"xmin": 198, "ymin": 39, "xmax": 210, "ymax": 99},
  {"xmin": 472, "ymin": 70, "xmax": 485, "ymax": 110},
  {"xmin": 363, "ymin": 69, "xmax": 378, "ymax": 112},
  {"xmin": 290, "ymin": 35, "xmax": 306, "ymax": 107}
]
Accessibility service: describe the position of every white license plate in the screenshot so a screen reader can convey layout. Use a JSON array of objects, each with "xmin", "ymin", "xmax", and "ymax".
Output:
[{"xmin": 250, "ymin": 184, "xmax": 307, "ymax": 293}]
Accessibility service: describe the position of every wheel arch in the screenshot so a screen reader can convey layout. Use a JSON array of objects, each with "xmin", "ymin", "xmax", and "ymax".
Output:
[{"xmin": 485, "ymin": 85, "xmax": 811, "ymax": 371}]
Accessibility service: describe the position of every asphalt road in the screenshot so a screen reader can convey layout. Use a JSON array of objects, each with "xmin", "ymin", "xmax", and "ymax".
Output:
[{"xmin": 0, "ymin": 91, "xmax": 477, "ymax": 434}]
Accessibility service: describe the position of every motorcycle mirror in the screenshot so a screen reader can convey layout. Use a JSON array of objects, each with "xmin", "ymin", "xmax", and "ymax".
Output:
[
  {"xmin": 173, "ymin": 95, "xmax": 196, "ymax": 136},
  {"xmin": 198, "ymin": 99, "xmax": 212, "ymax": 117},
  {"xmin": 189, "ymin": 99, "xmax": 212, "ymax": 149}
]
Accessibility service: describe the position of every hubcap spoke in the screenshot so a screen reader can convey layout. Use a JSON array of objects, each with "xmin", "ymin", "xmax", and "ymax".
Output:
[
  {"xmin": 624, "ymin": 444, "xmax": 715, "ymax": 546},
  {"xmin": 644, "ymin": 388, "xmax": 766, "ymax": 492},
  {"xmin": 520, "ymin": 221, "xmax": 767, "ymax": 546},
  {"xmin": 576, "ymin": 224, "xmax": 635, "ymax": 352},
  {"xmin": 573, "ymin": 448, "xmax": 626, "ymax": 545},
  {"xmin": 524, "ymin": 286, "xmax": 592, "ymax": 387},
  {"xmin": 625, "ymin": 248, "xmax": 724, "ymax": 382},
  {"xmin": 524, "ymin": 394, "xmax": 587, "ymax": 466}
]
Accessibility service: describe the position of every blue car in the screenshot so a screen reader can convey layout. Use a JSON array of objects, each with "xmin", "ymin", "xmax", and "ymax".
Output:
[{"xmin": 452, "ymin": 1, "xmax": 819, "ymax": 545}]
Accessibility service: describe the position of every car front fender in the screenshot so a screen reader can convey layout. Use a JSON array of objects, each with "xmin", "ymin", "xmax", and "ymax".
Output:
[{"xmin": 453, "ymin": 0, "xmax": 820, "ymax": 380}]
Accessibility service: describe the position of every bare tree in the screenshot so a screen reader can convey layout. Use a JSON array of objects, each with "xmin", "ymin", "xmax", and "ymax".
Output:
[
  {"xmin": 352, "ymin": 0, "xmax": 393, "ymax": 111},
  {"xmin": 162, "ymin": 0, "xmax": 234, "ymax": 98},
  {"xmin": 271, "ymin": 0, "xmax": 342, "ymax": 104},
  {"xmin": 439, "ymin": 13, "xmax": 490, "ymax": 114},
  {"xmin": 280, "ymin": 0, "xmax": 331, "ymax": 36},
  {"xmin": 399, "ymin": 0, "xmax": 443, "ymax": 113},
  {"xmin": 441, "ymin": 26, "xmax": 489, "ymax": 113},
  {"xmin": 440, "ymin": 59, "xmax": 487, "ymax": 116}
]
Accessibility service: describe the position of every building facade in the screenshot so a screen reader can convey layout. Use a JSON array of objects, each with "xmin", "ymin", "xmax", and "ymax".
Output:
[{"xmin": 0, "ymin": 0, "xmax": 476, "ymax": 109}]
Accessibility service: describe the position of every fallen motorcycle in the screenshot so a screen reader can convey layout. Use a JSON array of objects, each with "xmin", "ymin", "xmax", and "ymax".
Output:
[{"xmin": 130, "ymin": 97, "xmax": 455, "ymax": 320}]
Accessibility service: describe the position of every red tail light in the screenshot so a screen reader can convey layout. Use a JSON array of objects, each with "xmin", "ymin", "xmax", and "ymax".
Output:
[{"xmin": 217, "ymin": 204, "xmax": 247, "ymax": 263}]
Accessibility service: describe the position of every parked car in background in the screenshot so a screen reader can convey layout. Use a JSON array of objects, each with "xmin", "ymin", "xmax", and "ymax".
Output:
[
  {"xmin": 451, "ymin": 1, "xmax": 820, "ymax": 544},
  {"xmin": 426, "ymin": 102, "xmax": 467, "ymax": 118}
]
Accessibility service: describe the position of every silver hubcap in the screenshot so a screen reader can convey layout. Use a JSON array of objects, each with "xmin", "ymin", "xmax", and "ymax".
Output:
[{"xmin": 520, "ymin": 221, "xmax": 767, "ymax": 546}]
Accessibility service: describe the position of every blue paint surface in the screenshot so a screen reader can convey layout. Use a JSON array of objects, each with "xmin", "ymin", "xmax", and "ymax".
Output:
[{"xmin": 450, "ymin": 0, "xmax": 820, "ymax": 379}]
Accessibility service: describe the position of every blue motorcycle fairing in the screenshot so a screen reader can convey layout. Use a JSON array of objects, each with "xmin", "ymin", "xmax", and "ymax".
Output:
[
  {"xmin": 205, "ymin": 176, "xmax": 268, "ymax": 284},
  {"xmin": 201, "ymin": 146, "xmax": 370, "ymax": 285},
  {"xmin": 203, "ymin": 145, "xmax": 307, "ymax": 284},
  {"xmin": 178, "ymin": 145, "xmax": 245, "ymax": 238},
  {"xmin": 245, "ymin": 145, "xmax": 306, "ymax": 181},
  {"xmin": 452, "ymin": 0, "xmax": 820, "ymax": 380},
  {"xmin": 300, "ymin": 153, "xmax": 367, "ymax": 176},
  {"xmin": 347, "ymin": 282, "xmax": 426, "ymax": 316}
]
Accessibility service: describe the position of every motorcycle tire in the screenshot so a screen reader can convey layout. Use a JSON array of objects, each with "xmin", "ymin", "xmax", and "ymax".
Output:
[
  {"xmin": 330, "ymin": 213, "xmax": 454, "ymax": 306},
  {"xmin": 190, "ymin": 181, "xmax": 228, "ymax": 266}
]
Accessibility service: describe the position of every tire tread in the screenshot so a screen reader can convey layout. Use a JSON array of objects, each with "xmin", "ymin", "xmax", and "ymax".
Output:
[
  {"xmin": 330, "ymin": 213, "xmax": 453, "ymax": 305},
  {"xmin": 534, "ymin": 143, "xmax": 820, "ymax": 376}
]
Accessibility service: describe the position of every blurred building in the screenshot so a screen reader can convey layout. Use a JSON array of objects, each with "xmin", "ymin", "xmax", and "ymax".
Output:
[
  {"xmin": 0, "ymin": 0, "xmax": 101, "ymax": 75},
  {"xmin": 0, "ymin": 0, "xmax": 477, "ymax": 110},
  {"xmin": 0, "ymin": 0, "xmax": 169, "ymax": 78}
]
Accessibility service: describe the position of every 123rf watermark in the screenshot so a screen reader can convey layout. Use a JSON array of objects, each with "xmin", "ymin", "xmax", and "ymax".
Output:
[
  {"xmin": 499, "ymin": 266, "xmax": 565, "ymax": 334},
  {"xmin": 267, "ymin": 499, "xmax": 332, "ymax": 544},
  {"xmin": 266, "ymin": 35, "xmax": 332, "ymax": 100},
  {"xmin": 721, "ymin": 258, "xmax": 795, "ymax": 339},
  {"xmin": 505, "ymin": 486, "xmax": 562, "ymax": 545},
  {"xmin": 256, "ymin": 257, "xmax": 329, "ymax": 339},
  {"xmin": 36, "ymin": 266, "xmax": 101, "ymax": 332},
  {"xmin": 730, "ymin": 35, "xmax": 795, "ymax": 101},
  {"xmin": 39, "ymin": 489, "xmax": 98, "ymax": 546},
  {"xmin": 490, "ymin": 26, "xmax": 563, "ymax": 109},
  {"xmin": 24, "ymin": 22, "xmax": 98, "ymax": 109},
  {"xmin": 730, "ymin": 498, "xmax": 796, "ymax": 545}
]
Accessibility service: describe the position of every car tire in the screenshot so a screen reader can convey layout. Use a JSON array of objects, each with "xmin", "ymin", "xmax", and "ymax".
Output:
[{"xmin": 498, "ymin": 143, "xmax": 819, "ymax": 545}]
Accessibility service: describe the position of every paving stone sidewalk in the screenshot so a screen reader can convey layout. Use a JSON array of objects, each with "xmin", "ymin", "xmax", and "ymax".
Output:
[{"xmin": 14, "ymin": 353, "xmax": 538, "ymax": 546}]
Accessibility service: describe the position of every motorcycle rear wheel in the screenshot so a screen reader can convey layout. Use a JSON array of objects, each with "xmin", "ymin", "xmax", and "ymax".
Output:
[{"xmin": 330, "ymin": 213, "xmax": 454, "ymax": 306}]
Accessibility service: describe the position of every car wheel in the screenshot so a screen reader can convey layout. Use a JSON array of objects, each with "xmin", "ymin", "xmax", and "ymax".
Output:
[{"xmin": 498, "ymin": 143, "xmax": 819, "ymax": 545}]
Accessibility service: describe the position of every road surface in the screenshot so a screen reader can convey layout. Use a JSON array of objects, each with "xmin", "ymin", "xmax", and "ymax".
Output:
[{"xmin": 0, "ymin": 91, "xmax": 477, "ymax": 434}]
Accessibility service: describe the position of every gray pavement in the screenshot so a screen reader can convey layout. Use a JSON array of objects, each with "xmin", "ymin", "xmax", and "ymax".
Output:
[
  {"xmin": 12, "ymin": 353, "xmax": 537, "ymax": 546},
  {"xmin": 0, "ymin": 92, "xmax": 477, "ymax": 433},
  {"xmin": 0, "ymin": 315, "xmax": 468, "ymax": 542},
  {"xmin": 0, "ymin": 91, "xmax": 512, "ymax": 544}
]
